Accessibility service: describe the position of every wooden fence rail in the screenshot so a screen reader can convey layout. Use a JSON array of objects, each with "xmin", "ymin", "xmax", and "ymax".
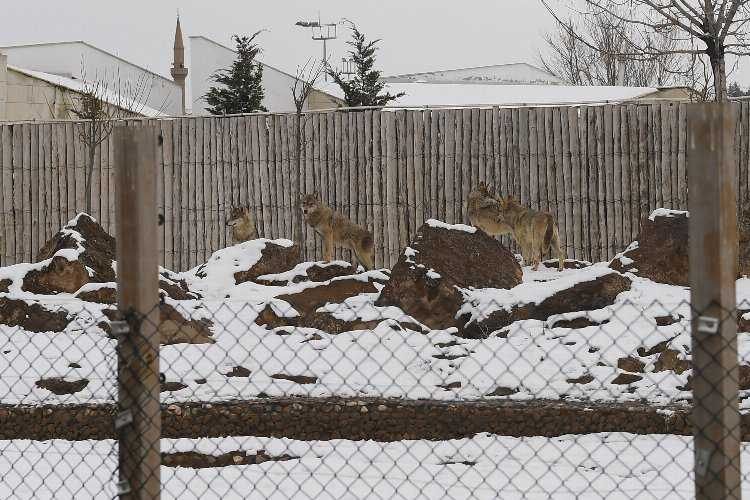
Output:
[{"xmin": 2, "ymin": 102, "xmax": 749, "ymax": 270}]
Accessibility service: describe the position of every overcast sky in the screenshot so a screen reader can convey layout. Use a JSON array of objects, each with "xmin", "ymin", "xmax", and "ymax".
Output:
[
  {"xmin": 2, "ymin": 1, "xmax": 748, "ymax": 86},
  {"xmin": 1, "ymin": 1, "xmax": 557, "ymax": 79}
]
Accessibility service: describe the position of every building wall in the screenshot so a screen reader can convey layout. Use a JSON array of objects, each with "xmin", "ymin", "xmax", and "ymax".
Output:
[
  {"xmin": 189, "ymin": 36, "xmax": 341, "ymax": 114},
  {"xmin": 1, "ymin": 67, "xmax": 71, "ymax": 121},
  {"xmin": 0, "ymin": 42, "xmax": 182, "ymax": 116},
  {"xmin": 0, "ymin": 54, "xmax": 7, "ymax": 119}
]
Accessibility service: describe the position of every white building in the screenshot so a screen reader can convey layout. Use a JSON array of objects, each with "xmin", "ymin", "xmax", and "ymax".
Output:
[
  {"xmin": 188, "ymin": 35, "xmax": 342, "ymax": 115},
  {"xmin": 381, "ymin": 63, "xmax": 567, "ymax": 85},
  {"xmin": 0, "ymin": 41, "xmax": 182, "ymax": 117}
]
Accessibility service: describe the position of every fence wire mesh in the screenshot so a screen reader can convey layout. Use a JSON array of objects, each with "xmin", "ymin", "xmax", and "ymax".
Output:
[{"xmin": 1, "ymin": 253, "xmax": 748, "ymax": 499}]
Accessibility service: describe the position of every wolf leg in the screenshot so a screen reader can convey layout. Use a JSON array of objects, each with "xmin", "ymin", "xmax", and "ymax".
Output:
[{"xmin": 323, "ymin": 233, "xmax": 334, "ymax": 262}]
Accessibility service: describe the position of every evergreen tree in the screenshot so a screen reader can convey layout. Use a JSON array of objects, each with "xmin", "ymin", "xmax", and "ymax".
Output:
[
  {"xmin": 205, "ymin": 32, "xmax": 266, "ymax": 114},
  {"xmin": 729, "ymin": 81, "xmax": 750, "ymax": 98},
  {"xmin": 328, "ymin": 28, "xmax": 404, "ymax": 107}
]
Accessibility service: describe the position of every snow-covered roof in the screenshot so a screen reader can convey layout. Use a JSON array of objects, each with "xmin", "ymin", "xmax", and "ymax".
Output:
[
  {"xmin": 316, "ymin": 81, "xmax": 666, "ymax": 108},
  {"xmin": 8, "ymin": 65, "xmax": 167, "ymax": 117},
  {"xmin": 382, "ymin": 63, "xmax": 566, "ymax": 85},
  {"xmin": 387, "ymin": 82, "xmax": 663, "ymax": 107}
]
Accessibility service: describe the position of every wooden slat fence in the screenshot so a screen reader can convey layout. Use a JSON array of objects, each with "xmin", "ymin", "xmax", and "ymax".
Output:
[{"xmin": 1, "ymin": 102, "xmax": 747, "ymax": 270}]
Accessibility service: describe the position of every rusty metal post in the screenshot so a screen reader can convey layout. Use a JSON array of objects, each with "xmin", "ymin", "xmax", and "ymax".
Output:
[
  {"xmin": 688, "ymin": 102, "xmax": 741, "ymax": 500},
  {"xmin": 114, "ymin": 125, "xmax": 161, "ymax": 499}
]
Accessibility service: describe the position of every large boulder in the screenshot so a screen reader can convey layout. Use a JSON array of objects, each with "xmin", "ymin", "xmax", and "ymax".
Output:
[
  {"xmin": 609, "ymin": 209, "xmax": 689, "ymax": 286},
  {"xmin": 375, "ymin": 220, "xmax": 522, "ymax": 331},
  {"xmin": 22, "ymin": 214, "xmax": 116, "ymax": 295},
  {"xmin": 461, "ymin": 271, "xmax": 632, "ymax": 337},
  {"xmin": 35, "ymin": 213, "xmax": 116, "ymax": 283},
  {"xmin": 187, "ymin": 239, "xmax": 301, "ymax": 297},
  {"xmin": 255, "ymin": 274, "xmax": 382, "ymax": 332}
]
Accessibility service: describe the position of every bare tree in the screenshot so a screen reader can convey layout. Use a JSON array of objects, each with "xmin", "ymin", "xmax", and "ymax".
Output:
[
  {"xmin": 290, "ymin": 59, "xmax": 325, "ymax": 245},
  {"xmin": 541, "ymin": 9, "xmax": 683, "ymax": 87},
  {"xmin": 58, "ymin": 64, "xmax": 163, "ymax": 214},
  {"xmin": 541, "ymin": 0, "xmax": 750, "ymax": 101}
]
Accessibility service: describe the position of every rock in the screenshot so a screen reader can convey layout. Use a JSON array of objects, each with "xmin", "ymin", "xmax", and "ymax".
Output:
[
  {"xmin": 551, "ymin": 317, "xmax": 609, "ymax": 329},
  {"xmin": 256, "ymin": 261, "xmax": 358, "ymax": 286},
  {"xmin": 159, "ymin": 271, "xmax": 201, "ymax": 301},
  {"xmin": 566, "ymin": 374, "xmax": 594, "ymax": 384},
  {"xmin": 437, "ymin": 381, "xmax": 461, "ymax": 390},
  {"xmin": 0, "ymin": 297, "xmax": 70, "ymax": 332},
  {"xmin": 225, "ymin": 366, "xmax": 251, "ymax": 378},
  {"xmin": 68, "ymin": 362, "xmax": 81, "ymax": 369},
  {"xmin": 542, "ymin": 259, "xmax": 591, "ymax": 270},
  {"xmin": 487, "ymin": 386, "xmax": 518, "ymax": 396},
  {"xmin": 100, "ymin": 304, "xmax": 214, "ymax": 345},
  {"xmin": 35, "ymin": 377, "xmax": 88, "ymax": 395},
  {"xmin": 0, "ymin": 279, "xmax": 10, "ymax": 293},
  {"xmin": 637, "ymin": 338, "xmax": 674, "ymax": 357},
  {"xmin": 740, "ymin": 365, "xmax": 750, "ymax": 390},
  {"xmin": 161, "ymin": 449, "xmax": 297, "ymax": 469},
  {"xmin": 36, "ymin": 213, "xmax": 116, "ymax": 283},
  {"xmin": 654, "ymin": 315, "xmax": 681, "ymax": 326},
  {"xmin": 465, "ymin": 272, "xmax": 631, "ymax": 337},
  {"xmin": 22, "ymin": 256, "xmax": 90, "ymax": 294},
  {"xmin": 75, "ymin": 280, "xmax": 199, "ymax": 305},
  {"xmin": 271, "ymin": 374, "xmax": 318, "ymax": 385},
  {"xmin": 376, "ymin": 220, "xmax": 522, "ymax": 331},
  {"xmin": 161, "ymin": 381, "xmax": 188, "ymax": 392},
  {"xmin": 76, "ymin": 285, "xmax": 117, "ymax": 304},
  {"xmin": 653, "ymin": 349, "xmax": 691, "ymax": 375},
  {"xmin": 254, "ymin": 276, "xmax": 380, "ymax": 333},
  {"xmin": 232, "ymin": 242, "xmax": 301, "ymax": 284},
  {"xmin": 618, "ymin": 356, "xmax": 646, "ymax": 373},
  {"xmin": 611, "ymin": 373, "xmax": 643, "ymax": 385},
  {"xmin": 158, "ymin": 304, "xmax": 214, "ymax": 345},
  {"xmin": 610, "ymin": 210, "xmax": 688, "ymax": 285}
]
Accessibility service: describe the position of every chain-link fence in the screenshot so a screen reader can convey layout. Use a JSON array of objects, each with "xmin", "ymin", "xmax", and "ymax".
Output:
[{"xmin": 2, "ymin": 254, "xmax": 748, "ymax": 499}]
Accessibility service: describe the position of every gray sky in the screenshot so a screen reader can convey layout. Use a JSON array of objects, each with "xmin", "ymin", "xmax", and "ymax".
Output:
[
  {"xmin": 2, "ymin": 1, "xmax": 748, "ymax": 86},
  {"xmin": 1, "ymin": 1, "xmax": 556, "ymax": 79}
]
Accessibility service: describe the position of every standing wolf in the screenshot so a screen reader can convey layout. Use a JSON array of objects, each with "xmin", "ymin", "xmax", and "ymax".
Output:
[
  {"xmin": 226, "ymin": 206, "xmax": 258, "ymax": 243},
  {"xmin": 499, "ymin": 196, "xmax": 564, "ymax": 271},
  {"xmin": 467, "ymin": 183, "xmax": 514, "ymax": 237},
  {"xmin": 300, "ymin": 192, "xmax": 374, "ymax": 270}
]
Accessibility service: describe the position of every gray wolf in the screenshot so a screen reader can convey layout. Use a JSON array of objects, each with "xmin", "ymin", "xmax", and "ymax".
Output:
[
  {"xmin": 226, "ymin": 206, "xmax": 258, "ymax": 243},
  {"xmin": 301, "ymin": 192, "xmax": 374, "ymax": 270}
]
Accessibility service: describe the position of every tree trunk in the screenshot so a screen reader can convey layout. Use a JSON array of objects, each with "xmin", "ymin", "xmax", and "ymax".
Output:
[
  {"xmin": 708, "ymin": 41, "xmax": 728, "ymax": 102},
  {"xmin": 294, "ymin": 112, "xmax": 304, "ymax": 247},
  {"xmin": 85, "ymin": 145, "xmax": 95, "ymax": 216}
]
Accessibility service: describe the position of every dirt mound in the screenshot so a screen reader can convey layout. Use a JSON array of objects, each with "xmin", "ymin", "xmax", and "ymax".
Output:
[
  {"xmin": 22, "ymin": 257, "xmax": 90, "ymax": 295},
  {"xmin": 376, "ymin": 220, "xmax": 522, "ymax": 331},
  {"xmin": 162, "ymin": 449, "xmax": 298, "ymax": 468},
  {"xmin": 0, "ymin": 297, "xmax": 70, "ymax": 332},
  {"xmin": 609, "ymin": 210, "xmax": 689, "ymax": 286},
  {"xmin": 0, "ymin": 279, "xmax": 11, "ymax": 293}
]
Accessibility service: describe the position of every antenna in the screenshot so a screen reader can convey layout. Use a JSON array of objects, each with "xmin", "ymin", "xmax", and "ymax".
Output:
[{"xmin": 295, "ymin": 13, "xmax": 338, "ymax": 81}]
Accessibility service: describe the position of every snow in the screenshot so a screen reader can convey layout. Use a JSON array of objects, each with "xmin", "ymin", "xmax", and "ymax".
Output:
[
  {"xmin": 385, "ymin": 83, "xmax": 659, "ymax": 108},
  {"xmin": 649, "ymin": 208, "xmax": 689, "ymax": 221},
  {"xmin": 425, "ymin": 219, "xmax": 477, "ymax": 233},
  {"xmin": 4, "ymin": 432, "xmax": 750, "ymax": 499},
  {"xmin": 382, "ymin": 63, "xmax": 567, "ymax": 86}
]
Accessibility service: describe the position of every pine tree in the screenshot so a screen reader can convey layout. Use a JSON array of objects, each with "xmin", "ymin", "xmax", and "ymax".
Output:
[
  {"xmin": 205, "ymin": 32, "xmax": 266, "ymax": 114},
  {"xmin": 328, "ymin": 28, "xmax": 404, "ymax": 107}
]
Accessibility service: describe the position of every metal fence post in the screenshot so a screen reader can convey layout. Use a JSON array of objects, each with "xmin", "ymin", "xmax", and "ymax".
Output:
[
  {"xmin": 114, "ymin": 125, "xmax": 161, "ymax": 499},
  {"xmin": 688, "ymin": 102, "xmax": 741, "ymax": 500}
]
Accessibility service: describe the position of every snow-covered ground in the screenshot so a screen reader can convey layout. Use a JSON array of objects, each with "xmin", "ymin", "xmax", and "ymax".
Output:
[
  {"xmin": 3, "ymin": 261, "xmax": 747, "ymax": 408},
  {"xmin": 0, "ymin": 432, "xmax": 731, "ymax": 499}
]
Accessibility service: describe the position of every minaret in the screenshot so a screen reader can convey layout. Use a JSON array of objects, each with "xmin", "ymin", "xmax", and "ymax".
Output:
[{"xmin": 171, "ymin": 16, "xmax": 188, "ymax": 115}]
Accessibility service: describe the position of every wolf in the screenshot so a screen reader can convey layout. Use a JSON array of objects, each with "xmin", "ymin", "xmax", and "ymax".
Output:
[
  {"xmin": 467, "ymin": 182, "xmax": 514, "ymax": 237},
  {"xmin": 226, "ymin": 206, "xmax": 258, "ymax": 243},
  {"xmin": 300, "ymin": 192, "xmax": 374, "ymax": 270},
  {"xmin": 498, "ymin": 196, "xmax": 565, "ymax": 271}
]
